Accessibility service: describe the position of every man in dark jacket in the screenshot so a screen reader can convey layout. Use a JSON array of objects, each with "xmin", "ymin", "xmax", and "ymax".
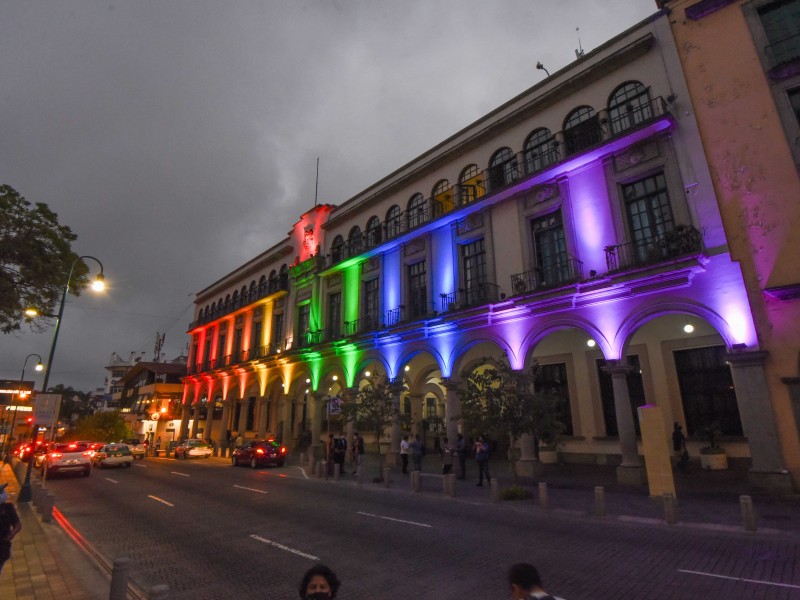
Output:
[{"xmin": 0, "ymin": 482, "xmax": 22, "ymax": 574}]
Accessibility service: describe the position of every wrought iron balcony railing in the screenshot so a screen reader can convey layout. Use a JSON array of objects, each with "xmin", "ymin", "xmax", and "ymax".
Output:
[
  {"xmin": 604, "ymin": 225, "xmax": 704, "ymax": 272},
  {"xmin": 440, "ymin": 282, "xmax": 501, "ymax": 312},
  {"xmin": 344, "ymin": 315, "xmax": 381, "ymax": 337},
  {"xmin": 510, "ymin": 256, "xmax": 584, "ymax": 295}
]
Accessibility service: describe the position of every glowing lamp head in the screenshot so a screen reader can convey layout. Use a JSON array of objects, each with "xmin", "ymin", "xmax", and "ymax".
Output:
[
  {"xmin": 91, "ymin": 273, "xmax": 105, "ymax": 292},
  {"xmin": 364, "ymin": 371, "xmax": 371, "ymax": 378},
  {"xmin": 404, "ymin": 365, "xmax": 410, "ymax": 372},
  {"xmin": 24, "ymin": 308, "xmax": 39, "ymax": 317},
  {"xmin": 35, "ymin": 362, "xmax": 44, "ymax": 372},
  {"xmin": 683, "ymin": 324, "xmax": 695, "ymax": 334},
  {"xmin": 587, "ymin": 339, "xmax": 596, "ymax": 348}
]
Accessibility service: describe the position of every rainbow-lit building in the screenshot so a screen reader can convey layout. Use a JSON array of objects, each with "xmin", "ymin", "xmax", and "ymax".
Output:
[{"xmin": 182, "ymin": 7, "xmax": 794, "ymax": 490}]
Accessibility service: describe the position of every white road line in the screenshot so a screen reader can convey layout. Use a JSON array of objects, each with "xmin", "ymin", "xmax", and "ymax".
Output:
[
  {"xmin": 357, "ymin": 511, "xmax": 432, "ymax": 528},
  {"xmin": 293, "ymin": 466, "xmax": 309, "ymax": 480},
  {"xmin": 170, "ymin": 471, "xmax": 190, "ymax": 477},
  {"xmin": 233, "ymin": 484, "xmax": 268, "ymax": 494},
  {"xmin": 249, "ymin": 535, "xmax": 318, "ymax": 560},
  {"xmin": 105, "ymin": 478, "xmax": 118, "ymax": 484},
  {"xmin": 148, "ymin": 495, "xmax": 175, "ymax": 507},
  {"xmin": 133, "ymin": 463, "xmax": 146, "ymax": 468},
  {"xmin": 678, "ymin": 569, "xmax": 800, "ymax": 590}
]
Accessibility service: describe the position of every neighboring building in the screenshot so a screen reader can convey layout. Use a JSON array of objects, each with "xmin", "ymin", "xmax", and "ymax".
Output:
[
  {"xmin": 113, "ymin": 357, "xmax": 187, "ymax": 444},
  {"xmin": 104, "ymin": 351, "xmax": 147, "ymax": 395},
  {"xmin": 658, "ymin": 0, "xmax": 800, "ymax": 488},
  {"xmin": 183, "ymin": 8, "xmax": 793, "ymax": 490},
  {"xmin": 0, "ymin": 379, "xmax": 35, "ymax": 449}
]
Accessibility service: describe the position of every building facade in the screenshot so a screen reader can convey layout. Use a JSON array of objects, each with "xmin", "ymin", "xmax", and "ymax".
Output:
[{"xmin": 183, "ymin": 8, "xmax": 794, "ymax": 490}]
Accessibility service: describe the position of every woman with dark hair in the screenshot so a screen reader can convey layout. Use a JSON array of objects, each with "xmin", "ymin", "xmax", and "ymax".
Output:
[{"xmin": 299, "ymin": 564, "xmax": 341, "ymax": 600}]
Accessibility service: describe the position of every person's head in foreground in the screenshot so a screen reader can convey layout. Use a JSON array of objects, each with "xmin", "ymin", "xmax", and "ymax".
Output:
[{"xmin": 299, "ymin": 564, "xmax": 340, "ymax": 600}]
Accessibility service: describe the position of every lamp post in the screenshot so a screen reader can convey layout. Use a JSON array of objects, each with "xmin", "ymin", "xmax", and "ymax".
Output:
[
  {"xmin": 2, "ymin": 354, "xmax": 44, "ymax": 460},
  {"xmin": 18, "ymin": 256, "xmax": 105, "ymax": 502}
]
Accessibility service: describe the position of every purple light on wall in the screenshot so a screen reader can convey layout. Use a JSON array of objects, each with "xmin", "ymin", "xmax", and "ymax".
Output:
[
  {"xmin": 495, "ymin": 322, "xmax": 526, "ymax": 369},
  {"xmin": 383, "ymin": 248, "xmax": 401, "ymax": 314},
  {"xmin": 567, "ymin": 164, "xmax": 614, "ymax": 275},
  {"xmin": 430, "ymin": 334, "xmax": 455, "ymax": 378},
  {"xmin": 431, "ymin": 228, "xmax": 454, "ymax": 303}
]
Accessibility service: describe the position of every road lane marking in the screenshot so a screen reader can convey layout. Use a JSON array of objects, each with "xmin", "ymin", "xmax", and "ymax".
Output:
[
  {"xmin": 105, "ymin": 478, "xmax": 118, "ymax": 484},
  {"xmin": 678, "ymin": 569, "xmax": 800, "ymax": 590},
  {"xmin": 148, "ymin": 495, "xmax": 175, "ymax": 507},
  {"xmin": 170, "ymin": 471, "xmax": 190, "ymax": 477},
  {"xmin": 357, "ymin": 511, "xmax": 432, "ymax": 528},
  {"xmin": 233, "ymin": 484, "xmax": 268, "ymax": 494},
  {"xmin": 293, "ymin": 466, "xmax": 309, "ymax": 480},
  {"xmin": 133, "ymin": 463, "xmax": 146, "ymax": 468},
  {"xmin": 249, "ymin": 535, "xmax": 318, "ymax": 560}
]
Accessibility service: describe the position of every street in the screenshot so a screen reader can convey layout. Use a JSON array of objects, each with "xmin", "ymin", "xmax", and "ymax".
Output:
[{"xmin": 44, "ymin": 457, "xmax": 800, "ymax": 600}]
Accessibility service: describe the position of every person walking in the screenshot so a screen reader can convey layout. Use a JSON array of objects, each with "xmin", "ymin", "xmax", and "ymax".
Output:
[
  {"xmin": 456, "ymin": 433, "xmax": 467, "ymax": 480},
  {"xmin": 474, "ymin": 436, "xmax": 491, "ymax": 486},
  {"xmin": 508, "ymin": 562, "xmax": 565, "ymax": 600},
  {"xmin": 672, "ymin": 422, "xmax": 689, "ymax": 471},
  {"xmin": 400, "ymin": 435, "xmax": 410, "ymax": 475},
  {"xmin": 333, "ymin": 433, "xmax": 347, "ymax": 475},
  {"xmin": 0, "ymin": 483, "xmax": 22, "ymax": 575},
  {"xmin": 351, "ymin": 432, "xmax": 365, "ymax": 474},
  {"xmin": 411, "ymin": 434, "xmax": 424, "ymax": 472},
  {"xmin": 441, "ymin": 436, "xmax": 454, "ymax": 475}
]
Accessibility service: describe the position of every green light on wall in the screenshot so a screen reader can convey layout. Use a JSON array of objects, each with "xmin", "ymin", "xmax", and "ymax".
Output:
[
  {"xmin": 343, "ymin": 262, "xmax": 362, "ymax": 324},
  {"xmin": 341, "ymin": 348, "xmax": 363, "ymax": 388}
]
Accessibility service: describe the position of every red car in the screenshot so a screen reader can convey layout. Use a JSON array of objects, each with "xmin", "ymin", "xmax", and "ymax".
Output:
[{"xmin": 231, "ymin": 440, "xmax": 287, "ymax": 468}]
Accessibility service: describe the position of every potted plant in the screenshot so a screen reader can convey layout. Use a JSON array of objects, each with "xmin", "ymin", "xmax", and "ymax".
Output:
[
  {"xmin": 531, "ymin": 389, "xmax": 565, "ymax": 464},
  {"xmin": 698, "ymin": 423, "xmax": 728, "ymax": 470}
]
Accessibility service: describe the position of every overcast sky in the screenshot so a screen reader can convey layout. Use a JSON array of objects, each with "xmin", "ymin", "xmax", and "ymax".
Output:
[{"xmin": 1, "ymin": 1, "xmax": 657, "ymax": 392}]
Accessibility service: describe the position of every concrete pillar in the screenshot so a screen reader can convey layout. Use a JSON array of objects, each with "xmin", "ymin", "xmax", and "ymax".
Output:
[
  {"xmin": 293, "ymin": 399, "xmax": 305, "ymax": 445},
  {"xmin": 178, "ymin": 403, "xmax": 190, "ymax": 442},
  {"xmin": 189, "ymin": 402, "xmax": 201, "ymax": 438},
  {"xmin": 726, "ymin": 350, "xmax": 793, "ymax": 492},
  {"xmin": 387, "ymin": 382, "xmax": 404, "ymax": 469},
  {"xmin": 257, "ymin": 397, "xmax": 269, "ymax": 439},
  {"xmin": 409, "ymin": 393, "xmax": 424, "ymax": 437},
  {"xmin": 603, "ymin": 361, "xmax": 644, "ymax": 485},
  {"xmin": 280, "ymin": 395, "xmax": 292, "ymax": 446},
  {"xmin": 237, "ymin": 398, "xmax": 248, "ymax": 436},
  {"xmin": 638, "ymin": 404, "xmax": 675, "ymax": 498},
  {"xmin": 309, "ymin": 393, "xmax": 322, "ymax": 461}
]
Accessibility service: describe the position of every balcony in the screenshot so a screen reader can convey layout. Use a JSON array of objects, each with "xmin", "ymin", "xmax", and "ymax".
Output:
[
  {"xmin": 510, "ymin": 256, "xmax": 584, "ymax": 295},
  {"xmin": 344, "ymin": 315, "xmax": 381, "ymax": 337},
  {"xmin": 440, "ymin": 282, "xmax": 501, "ymax": 312},
  {"xmin": 604, "ymin": 226, "xmax": 704, "ymax": 272},
  {"xmin": 189, "ymin": 278, "xmax": 288, "ymax": 330}
]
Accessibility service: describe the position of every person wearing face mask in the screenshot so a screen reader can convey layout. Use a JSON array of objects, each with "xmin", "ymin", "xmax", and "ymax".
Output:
[
  {"xmin": 0, "ymin": 482, "xmax": 22, "ymax": 574},
  {"xmin": 298, "ymin": 564, "xmax": 340, "ymax": 599}
]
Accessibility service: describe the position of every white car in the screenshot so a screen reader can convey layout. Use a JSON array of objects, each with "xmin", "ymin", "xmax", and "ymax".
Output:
[
  {"xmin": 124, "ymin": 439, "xmax": 147, "ymax": 459},
  {"xmin": 92, "ymin": 443, "xmax": 134, "ymax": 468},
  {"xmin": 42, "ymin": 442, "xmax": 92, "ymax": 478},
  {"xmin": 174, "ymin": 439, "xmax": 212, "ymax": 459}
]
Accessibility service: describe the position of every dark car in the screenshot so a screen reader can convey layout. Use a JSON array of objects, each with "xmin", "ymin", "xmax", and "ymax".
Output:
[{"xmin": 231, "ymin": 440, "xmax": 287, "ymax": 468}]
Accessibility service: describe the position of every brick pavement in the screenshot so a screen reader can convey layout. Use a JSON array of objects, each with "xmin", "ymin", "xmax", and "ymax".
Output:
[{"xmin": 1, "ymin": 452, "xmax": 798, "ymax": 599}]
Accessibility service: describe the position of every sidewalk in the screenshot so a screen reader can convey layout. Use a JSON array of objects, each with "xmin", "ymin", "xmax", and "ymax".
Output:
[{"xmin": 0, "ymin": 463, "xmax": 108, "ymax": 600}]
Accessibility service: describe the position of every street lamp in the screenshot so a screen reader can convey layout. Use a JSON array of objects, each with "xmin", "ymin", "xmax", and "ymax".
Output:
[
  {"xmin": 1, "ymin": 354, "xmax": 44, "ymax": 459},
  {"xmin": 18, "ymin": 255, "xmax": 105, "ymax": 502}
]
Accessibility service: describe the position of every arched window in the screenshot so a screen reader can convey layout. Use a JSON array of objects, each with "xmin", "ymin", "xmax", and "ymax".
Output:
[
  {"xmin": 523, "ymin": 128, "xmax": 558, "ymax": 174},
  {"xmin": 488, "ymin": 147, "xmax": 518, "ymax": 190},
  {"xmin": 331, "ymin": 235, "xmax": 345, "ymax": 263},
  {"xmin": 563, "ymin": 106, "xmax": 600, "ymax": 155},
  {"xmin": 203, "ymin": 305, "xmax": 209, "ymax": 319},
  {"xmin": 431, "ymin": 179, "xmax": 452, "ymax": 214},
  {"xmin": 268, "ymin": 270, "xmax": 278, "ymax": 293},
  {"xmin": 365, "ymin": 216, "xmax": 382, "ymax": 248},
  {"xmin": 385, "ymin": 205, "xmax": 402, "ymax": 239},
  {"xmin": 232, "ymin": 290, "xmax": 239, "ymax": 307},
  {"xmin": 240, "ymin": 286, "xmax": 248, "ymax": 306},
  {"xmin": 407, "ymin": 193, "xmax": 426, "ymax": 230},
  {"xmin": 608, "ymin": 81, "xmax": 652, "ymax": 135},
  {"xmin": 258, "ymin": 275, "xmax": 267, "ymax": 296},
  {"xmin": 224, "ymin": 294, "xmax": 231, "ymax": 309},
  {"xmin": 348, "ymin": 226, "xmax": 363, "ymax": 256},
  {"xmin": 249, "ymin": 281, "xmax": 257, "ymax": 301},
  {"xmin": 217, "ymin": 298, "xmax": 224, "ymax": 315},
  {"xmin": 211, "ymin": 301, "xmax": 216, "ymax": 315},
  {"xmin": 279, "ymin": 264, "xmax": 288, "ymax": 290},
  {"xmin": 458, "ymin": 164, "xmax": 483, "ymax": 205}
]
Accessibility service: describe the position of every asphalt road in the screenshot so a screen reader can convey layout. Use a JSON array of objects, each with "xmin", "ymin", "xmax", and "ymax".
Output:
[{"xmin": 44, "ymin": 457, "xmax": 800, "ymax": 600}]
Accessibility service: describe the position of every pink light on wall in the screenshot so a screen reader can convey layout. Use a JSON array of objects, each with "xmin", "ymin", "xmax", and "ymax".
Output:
[
  {"xmin": 567, "ymin": 163, "xmax": 615, "ymax": 276},
  {"xmin": 291, "ymin": 204, "xmax": 333, "ymax": 264}
]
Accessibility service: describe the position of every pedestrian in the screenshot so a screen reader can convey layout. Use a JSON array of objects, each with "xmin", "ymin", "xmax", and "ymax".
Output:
[
  {"xmin": 235, "ymin": 432, "xmax": 244, "ymax": 448},
  {"xmin": 411, "ymin": 434, "xmax": 424, "ymax": 472},
  {"xmin": 326, "ymin": 434, "xmax": 335, "ymax": 476},
  {"xmin": 351, "ymin": 432, "xmax": 365, "ymax": 474},
  {"xmin": 474, "ymin": 435, "xmax": 491, "ymax": 486},
  {"xmin": 441, "ymin": 436, "xmax": 453, "ymax": 475},
  {"xmin": 298, "ymin": 563, "xmax": 341, "ymax": 599},
  {"xmin": 155, "ymin": 436, "xmax": 161, "ymax": 451},
  {"xmin": 333, "ymin": 433, "xmax": 347, "ymax": 475},
  {"xmin": 456, "ymin": 433, "xmax": 467, "ymax": 480},
  {"xmin": 672, "ymin": 422, "xmax": 689, "ymax": 471},
  {"xmin": 0, "ymin": 483, "xmax": 22, "ymax": 575},
  {"xmin": 400, "ymin": 435, "xmax": 410, "ymax": 475},
  {"xmin": 508, "ymin": 562, "xmax": 565, "ymax": 600}
]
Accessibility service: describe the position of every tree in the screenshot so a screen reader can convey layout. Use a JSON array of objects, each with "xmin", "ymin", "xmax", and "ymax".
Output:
[
  {"xmin": 458, "ymin": 356, "xmax": 565, "ymax": 467},
  {"xmin": 67, "ymin": 411, "xmax": 132, "ymax": 443},
  {"xmin": 48, "ymin": 384, "xmax": 91, "ymax": 420},
  {"xmin": 0, "ymin": 185, "xmax": 88, "ymax": 334}
]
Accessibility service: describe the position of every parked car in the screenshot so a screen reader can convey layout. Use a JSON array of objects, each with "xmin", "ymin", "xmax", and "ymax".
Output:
[
  {"xmin": 232, "ymin": 440, "xmax": 287, "ymax": 468},
  {"xmin": 174, "ymin": 439, "xmax": 212, "ymax": 459},
  {"xmin": 41, "ymin": 442, "xmax": 92, "ymax": 478},
  {"xmin": 93, "ymin": 443, "xmax": 134, "ymax": 468},
  {"xmin": 33, "ymin": 442, "xmax": 54, "ymax": 469},
  {"xmin": 12, "ymin": 441, "xmax": 44, "ymax": 463},
  {"xmin": 124, "ymin": 439, "xmax": 146, "ymax": 459}
]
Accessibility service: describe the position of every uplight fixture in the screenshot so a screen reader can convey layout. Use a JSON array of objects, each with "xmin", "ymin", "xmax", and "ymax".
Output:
[
  {"xmin": 587, "ymin": 339, "xmax": 596, "ymax": 348},
  {"xmin": 683, "ymin": 324, "xmax": 695, "ymax": 333}
]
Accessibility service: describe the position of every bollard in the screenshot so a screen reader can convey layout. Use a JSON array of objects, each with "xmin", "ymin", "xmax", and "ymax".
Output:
[
  {"xmin": 109, "ymin": 557, "xmax": 132, "ymax": 600},
  {"xmin": 663, "ymin": 492, "xmax": 677, "ymax": 525},
  {"xmin": 41, "ymin": 492, "xmax": 55, "ymax": 523},
  {"xmin": 411, "ymin": 470, "xmax": 421, "ymax": 492},
  {"xmin": 383, "ymin": 467, "xmax": 391, "ymax": 488},
  {"xmin": 446, "ymin": 473, "xmax": 456, "ymax": 497},
  {"xmin": 538, "ymin": 482, "xmax": 548, "ymax": 509},
  {"xmin": 149, "ymin": 584, "xmax": 169, "ymax": 600},
  {"xmin": 740, "ymin": 495, "xmax": 757, "ymax": 532},
  {"xmin": 490, "ymin": 478, "xmax": 500, "ymax": 503},
  {"xmin": 594, "ymin": 486, "xmax": 606, "ymax": 517}
]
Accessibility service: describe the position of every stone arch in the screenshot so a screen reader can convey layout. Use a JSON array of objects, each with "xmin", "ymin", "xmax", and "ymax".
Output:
[
  {"xmin": 449, "ymin": 333, "xmax": 517, "ymax": 378},
  {"xmin": 522, "ymin": 316, "xmax": 613, "ymax": 364}
]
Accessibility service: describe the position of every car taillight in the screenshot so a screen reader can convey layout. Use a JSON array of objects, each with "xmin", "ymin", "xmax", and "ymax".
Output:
[
  {"xmin": 83, "ymin": 451, "xmax": 94, "ymax": 457},
  {"xmin": 95, "ymin": 452, "xmax": 106, "ymax": 459},
  {"xmin": 280, "ymin": 447, "xmax": 286, "ymax": 454},
  {"xmin": 256, "ymin": 448, "xmax": 265, "ymax": 454},
  {"xmin": 49, "ymin": 452, "xmax": 63, "ymax": 459},
  {"xmin": 68, "ymin": 444, "xmax": 78, "ymax": 450}
]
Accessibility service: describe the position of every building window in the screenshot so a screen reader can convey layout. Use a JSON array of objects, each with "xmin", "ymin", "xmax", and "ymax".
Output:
[
  {"xmin": 233, "ymin": 328, "xmax": 243, "ymax": 362},
  {"xmin": 531, "ymin": 211, "xmax": 570, "ymax": 287},
  {"xmin": 608, "ymin": 82, "xmax": 652, "ymax": 135},
  {"xmin": 563, "ymin": 106, "xmax": 601, "ymax": 155},
  {"xmin": 217, "ymin": 332, "xmax": 226, "ymax": 363},
  {"xmin": 271, "ymin": 312, "xmax": 284, "ymax": 352},
  {"xmin": 251, "ymin": 321, "xmax": 262, "ymax": 358},
  {"xmin": 385, "ymin": 205, "xmax": 402, "ymax": 239},
  {"xmin": 366, "ymin": 216, "xmax": 382, "ymax": 248},
  {"xmin": 268, "ymin": 270, "xmax": 278, "ymax": 293},
  {"xmin": 758, "ymin": 0, "xmax": 800, "ymax": 70},
  {"xmin": 407, "ymin": 193, "xmax": 426, "ymax": 230},
  {"xmin": 461, "ymin": 238, "xmax": 487, "ymax": 306},
  {"xmin": 328, "ymin": 292, "xmax": 341, "ymax": 339},
  {"xmin": 623, "ymin": 172, "xmax": 675, "ymax": 256},
  {"xmin": 407, "ymin": 261, "xmax": 428, "ymax": 320},
  {"xmin": 523, "ymin": 128, "xmax": 558, "ymax": 174},
  {"xmin": 432, "ymin": 179, "xmax": 452, "ymax": 213},
  {"xmin": 348, "ymin": 226, "xmax": 363, "ymax": 257},
  {"xmin": 297, "ymin": 304, "xmax": 311, "ymax": 348},
  {"xmin": 331, "ymin": 235, "xmax": 345, "ymax": 264},
  {"xmin": 534, "ymin": 363, "xmax": 573, "ymax": 436},
  {"xmin": 488, "ymin": 147, "xmax": 518, "ymax": 190},
  {"xmin": 674, "ymin": 346, "xmax": 742, "ymax": 437},
  {"xmin": 362, "ymin": 278, "xmax": 380, "ymax": 331},
  {"xmin": 458, "ymin": 164, "xmax": 483, "ymax": 205},
  {"xmin": 597, "ymin": 356, "xmax": 646, "ymax": 436}
]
